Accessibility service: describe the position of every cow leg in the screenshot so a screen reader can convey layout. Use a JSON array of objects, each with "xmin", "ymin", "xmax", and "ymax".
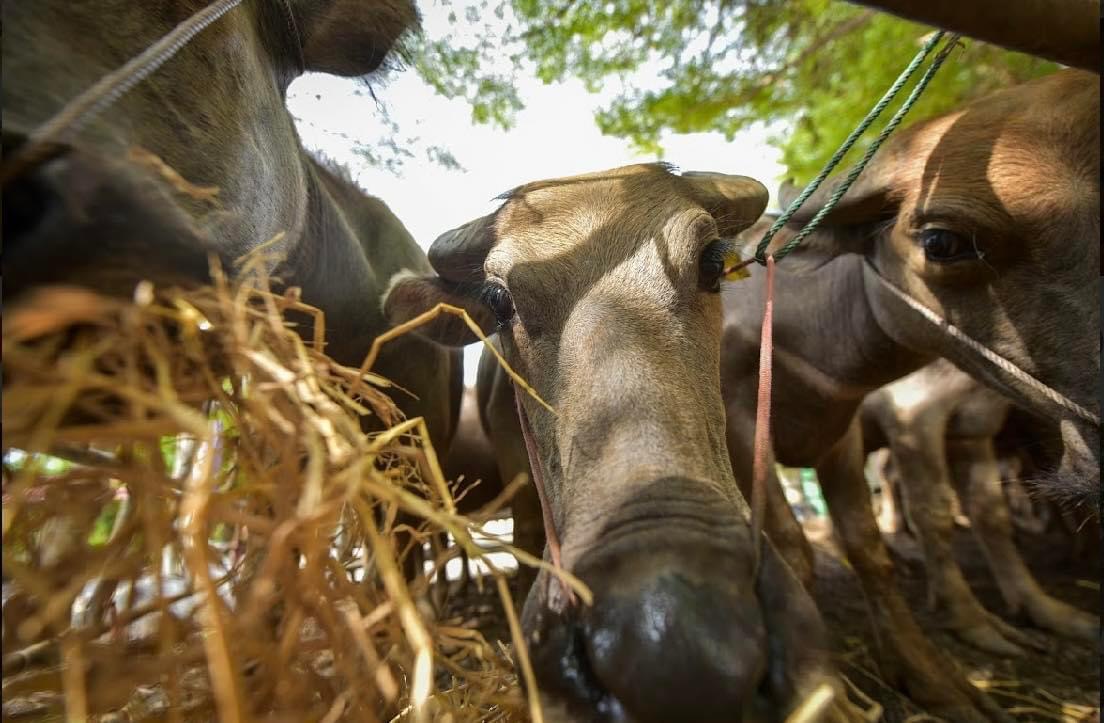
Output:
[
  {"xmin": 894, "ymin": 461, "xmax": 918, "ymax": 537},
  {"xmin": 429, "ymin": 531, "xmax": 450, "ymax": 614},
  {"xmin": 725, "ymin": 405, "xmax": 815, "ymax": 588},
  {"xmin": 456, "ymin": 545, "xmax": 472, "ymax": 593},
  {"xmin": 948, "ymin": 438, "xmax": 1098, "ymax": 642},
  {"xmin": 816, "ymin": 418, "xmax": 1009, "ymax": 723},
  {"xmin": 890, "ymin": 428, "xmax": 1036, "ymax": 656},
  {"xmin": 867, "ymin": 448, "xmax": 904, "ymax": 534},
  {"xmin": 510, "ymin": 483, "xmax": 544, "ymax": 606}
]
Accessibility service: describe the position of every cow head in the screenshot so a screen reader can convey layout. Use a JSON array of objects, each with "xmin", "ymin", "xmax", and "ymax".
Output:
[
  {"xmin": 3, "ymin": 0, "xmax": 419, "ymax": 300},
  {"xmin": 785, "ymin": 69, "xmax": 1100, "ymax": 509},
  {"xmin": 385, "ymin": 164, "xmax": 836, "ymax": 720}
]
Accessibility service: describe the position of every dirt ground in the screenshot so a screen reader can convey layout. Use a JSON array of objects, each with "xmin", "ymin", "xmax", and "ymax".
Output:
[
  {"xmin": 811, "ymin": 524, "xmax": 1100, "ymax": 722},
  {"xmin": 445, "ymin": 523, "xmax": 1100, "ymax": 722}
]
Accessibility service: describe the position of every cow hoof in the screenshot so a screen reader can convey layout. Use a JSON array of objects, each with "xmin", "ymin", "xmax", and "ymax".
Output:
[
  {"xmin": 1022, "ymin": 595, "xmax": 1099, "ymax": 643},
  {"xmin": 872, "ymin": 611, "xmax": 1013, "ymax": 722},
  {"xmin": 948, "ymin": 612, "xmax": 1045, "ymax": 657}
]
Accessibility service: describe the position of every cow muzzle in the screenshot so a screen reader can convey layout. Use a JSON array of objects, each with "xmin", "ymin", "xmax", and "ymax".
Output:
[
  {"xmin": 2, "ymin": 130, "xmax": 215, "ymax": 303},
  {"xmin": 520, "ymin": 477, "xmax": 835, "ymax": 722}
]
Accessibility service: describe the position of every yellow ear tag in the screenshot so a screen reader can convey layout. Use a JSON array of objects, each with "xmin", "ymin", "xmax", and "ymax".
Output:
[{"xmin": 723, "ymin": 249, "xmax": 752, "ymax": 282}]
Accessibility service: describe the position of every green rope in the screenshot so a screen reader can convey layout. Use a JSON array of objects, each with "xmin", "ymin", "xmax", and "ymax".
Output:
[{"xmin": 755, "ymin": 31, "xmax": 962, "ymax": 264}]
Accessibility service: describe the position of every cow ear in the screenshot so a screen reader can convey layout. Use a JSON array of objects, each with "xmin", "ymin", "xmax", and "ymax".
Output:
[
  {"xmin": 681, "ymin": 172, "xmax": 769, "ymax": 237},
  {"xmin": 427, "ymin": 214, "xmax": 497, "ymax": 283},
  {"xmin": 777, "ymin": 179, "xmax": 801, "ymax": 211},
  {"xmin": 381, "ymin": 272, "xmax": 496, "ymax": 347},
  {"xmin": 293, "ymin": 0, "xmax": 419, "ymax": 77}
]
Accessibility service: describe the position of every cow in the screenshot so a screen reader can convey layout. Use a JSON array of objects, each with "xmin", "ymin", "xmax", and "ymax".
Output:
[
  {"xmin": 3, "ymin": 0, "xmax": 460, "ymax": 449},
  {"xmin": 384, "ymin": 164, "xmax": 846, "ymax": 721},
  {"xmin": 448, "ymin": 67, "xmax": 1096, "ymax": 721},
  {"xmin": 3, "ymin": 0, "xmax": 467, "ymax": 647},
  {"xmin": 860, "ymin": 359, "xmax": 1097, "ymax": 656},
  {"xmin": 716, "ymin": 68, "xmax": 1098, "ymax": 721}
]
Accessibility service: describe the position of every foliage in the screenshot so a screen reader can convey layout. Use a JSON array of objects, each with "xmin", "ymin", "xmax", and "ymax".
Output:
[
  {"xmin": 413, "ymin": 0, "xmax": 1057, "ymax": 183},
  {"xmin": 409, "ymin": 9, "xmax": 524, "ymax": 131}
]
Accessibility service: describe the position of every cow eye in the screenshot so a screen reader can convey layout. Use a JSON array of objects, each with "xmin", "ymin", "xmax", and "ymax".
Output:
[
  {"xmin": 919, "ymin": 228, "xmax": 979, "ymax": 263},
  {"xmin": 481, "ymin": 283, "xmax": 515, "ymax": 325},
  {"xmin": 699, "ymin": 241, "xmax": 726, "ymax": 292}
]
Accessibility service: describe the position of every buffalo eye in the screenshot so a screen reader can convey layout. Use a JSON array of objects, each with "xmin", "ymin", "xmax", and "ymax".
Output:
[
  {"xmin": 699, "ymin": 240, "xmax": 726, "ymax": 291},
  {"xmin": 920, "ymin": 227, "xmax": 978, "ymax": 263},
  {"xmin": 481, "ymin": 283, "xmax": 515, "ymax": 325}
]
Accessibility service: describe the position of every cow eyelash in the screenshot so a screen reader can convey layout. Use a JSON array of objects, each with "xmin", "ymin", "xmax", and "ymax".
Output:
[
  {"xmin": 480, "ymin": 282, "xmax": 515, "ymax": 326},
  {"xmin": 699, "ymin": 240, "xmax": 728, "ymax": 292}
]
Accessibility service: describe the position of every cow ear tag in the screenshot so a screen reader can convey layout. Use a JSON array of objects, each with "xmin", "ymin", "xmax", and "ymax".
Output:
[{"xmin": 723, "ymin": 248, "xmax": 752, "ymax": 282}]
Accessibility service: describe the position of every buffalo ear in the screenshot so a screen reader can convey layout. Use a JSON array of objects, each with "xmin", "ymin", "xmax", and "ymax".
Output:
[
  {"xmin": 381, "ymin": 272, "xmax": 495, "ymax": 347},
  {"xmin": 681, "ymin": 172, "xmax": 769, "ymax": 237},
  {"xmin": 293, "ymin": 0, "xmax": 419, "ymax": 77},
  {"xmin": 428, "ymin": 214, "xmax": 497, "ymax": 284},
  {"xmin": 777, "ymin": 179, "xmax": 801, "ymax": 211}
]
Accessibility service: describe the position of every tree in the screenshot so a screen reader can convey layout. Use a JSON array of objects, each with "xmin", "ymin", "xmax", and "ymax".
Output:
[{"xmin": 414, "ymin": 0, "xmax": 1056, "ymax": 183}]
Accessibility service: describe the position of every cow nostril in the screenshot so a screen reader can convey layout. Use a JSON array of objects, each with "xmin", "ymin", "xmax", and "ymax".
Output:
[
  {"xmin": 2, "ymin": 132, "xmax": 67, "ymax": 247},
  {"xmin": 580, "ymin": 573, "xmax": 769, "ymax": 722},
  {"xmin": 3, "ymin": 172, "xmax": 57, "ymax": 243}
]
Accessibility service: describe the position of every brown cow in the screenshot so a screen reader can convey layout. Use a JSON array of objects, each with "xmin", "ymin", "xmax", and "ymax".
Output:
[
  {"xmin": 718, "ymin": 69, "xmax": 1098, "ymax": 720},
  {"xmin": 385, "ymin": 164, "xmax": 847, "ymax": 721},
  {"xmin": 3, "ymin": 0, "xmax": 460, "ymax": 448},
  {"xmin": 861, "ymin": 359, "xmax": 1097, "ymax": 655}
]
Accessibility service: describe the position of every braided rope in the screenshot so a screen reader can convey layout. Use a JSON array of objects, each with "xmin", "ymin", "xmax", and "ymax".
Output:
[
  {"xmin": 749, "ymin": 255, "xmax": 776, "ymax": 574},
  {"xmin": 752, "ymin": 32, "xmax": 960, "ymax": 264},
  {"xmin": 763, "ymin": 33, "xmax": 962, "ymax": 262},
  {"xmin": 867, "ymin": 259, "xmax": 1101, "ymax": 426}
]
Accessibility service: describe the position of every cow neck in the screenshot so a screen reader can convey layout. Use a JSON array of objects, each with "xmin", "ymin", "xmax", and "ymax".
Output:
[
  {"xmin": 770, "ymin": 253, "xmax": 930, "ymax": 398},
  {"xmin": 280, "ymin": 158, "xmax": 325, "ymax": 279}
]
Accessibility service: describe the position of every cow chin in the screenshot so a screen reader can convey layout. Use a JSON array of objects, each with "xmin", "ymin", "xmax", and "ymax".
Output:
[
  {"xmin": 1035, "ymin": 421, "xmax": 1100, "ymax": 515},
  {"xmin": 518, "ymin": 477, "xmax": 835, "ymax": 723},
  {"xmin": 1009, "ymin": 415, "xmax": 1101, "ymax": 515}
]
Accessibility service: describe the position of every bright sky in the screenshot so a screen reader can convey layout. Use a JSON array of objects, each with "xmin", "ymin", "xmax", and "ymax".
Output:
[{"xmin": 286, "ymin": 3, "xmax": 787, "ymax": 385}]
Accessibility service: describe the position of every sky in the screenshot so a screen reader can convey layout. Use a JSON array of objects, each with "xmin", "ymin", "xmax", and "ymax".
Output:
[{"xmin": 286, "ymin": 2, "xmax": 787, "ymax": 385}]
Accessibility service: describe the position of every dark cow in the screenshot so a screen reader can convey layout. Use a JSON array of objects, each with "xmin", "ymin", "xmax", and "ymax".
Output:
[
  {"xmin": 3, "ymin": 0, "xmax": 460, "ymax": 447},
  {"xmin": 718, "ymin": 69, "xmax": 1098, "ymax": 720},
  {"xmin": 385, "ymin": 164, "xmax": 846, "ymax": 721}
]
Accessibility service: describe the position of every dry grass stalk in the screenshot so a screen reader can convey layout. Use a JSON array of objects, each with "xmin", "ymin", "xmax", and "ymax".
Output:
[{"xmin": 1, "ymin": 259, "xmax": 560, "ymax": 721}]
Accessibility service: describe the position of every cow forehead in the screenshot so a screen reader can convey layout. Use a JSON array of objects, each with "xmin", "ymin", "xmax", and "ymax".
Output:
[
  {"xmin": 891, "ymin": 77, "xmax": 1098, "ymax": 227},
  {"xmin": 491, "ymin": 166, "xmax": 709, "ymax": 259}
]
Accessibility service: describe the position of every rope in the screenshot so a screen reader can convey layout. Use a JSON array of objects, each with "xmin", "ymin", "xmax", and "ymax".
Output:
[
  {"xmin": 865, "ymin": 259, "xmax": 1101, "ymax": 426},
  {"xmin": 2, "ymin": 0, "xmax": 244, "ymax": 185},
  {"xmin": 746, "ymin": 32, "xmax": 961, "ymax": 266},
  {"xmin": 512, "ymin": 381, "xmax": 575, "ymax": 607},
  {"xmin": 735, "ymin": 32, "xmax": 964, "ymax": 566},
  {"xmin": 749, "ymin": 255, "xmax": 776, "ymax": 573}
]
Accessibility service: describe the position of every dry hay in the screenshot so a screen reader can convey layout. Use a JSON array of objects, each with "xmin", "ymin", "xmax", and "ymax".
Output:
[{"xmin": 0, "ymin": 257, "xmax": 554, "ymax": 722}]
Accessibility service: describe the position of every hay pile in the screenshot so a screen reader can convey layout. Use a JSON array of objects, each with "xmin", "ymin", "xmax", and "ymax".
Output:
[{"xmin": 1, "ymin": 260, "xmax": 539, "ymax": 721}]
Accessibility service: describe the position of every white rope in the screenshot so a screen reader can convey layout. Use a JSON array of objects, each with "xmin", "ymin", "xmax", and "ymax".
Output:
[{"xmin": 865, "ymin": 259, "xmax": 1100, "ymax": 426}]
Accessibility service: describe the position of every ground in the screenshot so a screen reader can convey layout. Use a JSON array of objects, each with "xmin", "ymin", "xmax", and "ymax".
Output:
[
  {"xmin": 813, "ymin": 524, "xmax": 1100, "ymax": 722},
  {"xmin": 443, "ymin": 522, "xmax": 1101, "ymax": 722}
]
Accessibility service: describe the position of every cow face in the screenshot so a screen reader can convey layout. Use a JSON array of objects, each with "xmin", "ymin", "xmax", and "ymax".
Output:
[
  {"xmin": 785, "ymin": 69, "xmax": 1100, "ymax": 507},
  {"xmin": 2, "ymin": 0, "xmax": 419, "ymax": 300},
  {"xmin": 385, "ymin": 164, "xmax": 837, "ymax": 720}
]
